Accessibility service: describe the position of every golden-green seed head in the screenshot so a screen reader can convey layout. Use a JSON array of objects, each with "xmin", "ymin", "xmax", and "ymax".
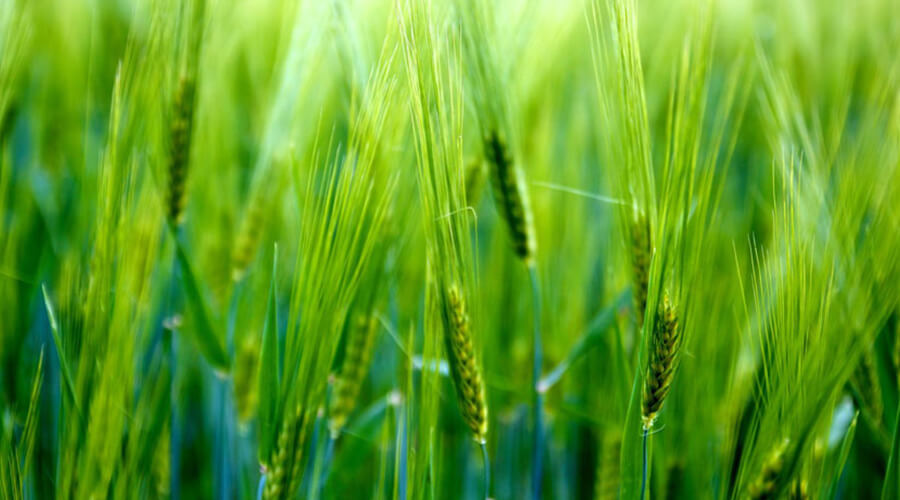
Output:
[
  {"xmin": 443, "ymin": 284, "xmax": 488, "ymax": 443},
  {"xmin": 641, "ymin": 293, "xmax": 680, "ymax": 430},
  {"xmin": 234, "ymin": 337, "xmax": 260, "ymax": 423},
  {"xmin": 748, "ymin": 440, "xmax": 789, "ymax": 500},
  {"xmin": 593, "ymin": 432, "xmax": 621, "ymax": 500},
  {"xmin": 484, "ymin": 131, "xmax": 536, "ymax": 265},
  {"xmin": 232, "ymin": 193, "xmax": 265, "ymax": 282},
  {"xmin": 328, "ymin": 314, "xmax": 378, "ymax": 438},
  {"xmin": 166, "ymin": 74, "xmax": 196, "ymax": 225},
  {"xmin": 263, "ymin": 403, "xmax": 307, "ymax": 500},
  {"xmin": 629, "ymin": 212, "xmax": 651, "ymax": 328},
  {"xmin": 852, "ymin": 347, "xmax": 882, "ymax": 426}
]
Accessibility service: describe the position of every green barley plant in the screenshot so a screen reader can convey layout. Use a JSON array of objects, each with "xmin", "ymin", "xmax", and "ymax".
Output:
[{"xmin": 2, "ymin": 0, "xmax": 900, "ymax": 499}]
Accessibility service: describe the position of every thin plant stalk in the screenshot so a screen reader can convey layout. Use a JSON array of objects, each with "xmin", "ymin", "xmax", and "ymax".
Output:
[
  {"xmin": 481, "ymin": 441, "xmax": 491, "ymax": 500},
  {"xmin": 529, "ymin": 265, "xmax": 543, "ymax": 500},
  {"xmin": 640, "ymin": 428, "xmax": 649, "ymax": 500}
]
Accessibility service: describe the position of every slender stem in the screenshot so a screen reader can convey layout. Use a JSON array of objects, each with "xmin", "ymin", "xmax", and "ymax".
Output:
[
  {"xmin": 167, "ymin": 250, "xmax": 181, "ymax": 500},
  {"xmin": 256, "ymin": 473, "xmax": 266, "ymax": 500},
  {"xmin": 315, "ymin": 435, "xmax": 336, "ymax": 499},
  {"xmin": 640, "ymin": 427, "xmax": 649, "ymax": 500},
  {"xmin": 528, "ymin": 265, "xmax": 544, "ymax": 500},
  {"xmin": 481, "ymin": 441, "xmax": 491, "ymax": 500}
]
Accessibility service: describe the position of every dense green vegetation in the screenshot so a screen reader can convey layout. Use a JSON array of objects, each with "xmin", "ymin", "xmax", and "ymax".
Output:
[{"xmin": 2, "ymin": 0, "xmax": 899, "ymax": 498}]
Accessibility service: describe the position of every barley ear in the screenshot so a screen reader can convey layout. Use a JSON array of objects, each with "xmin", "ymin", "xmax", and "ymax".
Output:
[
  {"xmin": 442, "ymin": 284, "xmax": 488, "ymax": 444},
  {"xmin": 629, "ymin": 211, "xmax": 651, "ymax": 328},
  {"xmin": 851, "ymin": 347, "xmax": 882, "ymax": 426},
  {"xmin": 166, "ymin": 73, "xmax": 196, "ymax": 225},
  {"xmin": 483, "ymin": 131, "xmax": 536, "ymax": 265},
  {"xmin": 593, "ymin": 431, "xmax": 621, "ymax": 500},
  {"xmin": 640, "ymin": 292, "xmax": 680, "ymax": 430},
  {"xmin": 263, "ymin": 403, "xmax": 308, "ymax": 500},
  {"xmin": 234, "ymin": 337, "xmax": 260, "ymax": 423},
  {"xmin": 328, "ymin": 314, "xmax": 379, "ymax": 438},
  {"xmin": 231, "ymin": 191, "xmax": 265, "ymax": 282},
  {"xmin": 747, "ymin": 439, "xmax": 789, "ymax": 500}
]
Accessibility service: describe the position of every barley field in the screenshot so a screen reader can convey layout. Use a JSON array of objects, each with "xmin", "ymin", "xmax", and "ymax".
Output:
[{"xmin": 2, "ymin": 0, "xmax": 899, "ymax": 499}]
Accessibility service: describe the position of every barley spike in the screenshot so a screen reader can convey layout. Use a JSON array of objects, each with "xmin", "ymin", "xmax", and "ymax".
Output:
[
  {"xmin": 629, "ymin": 211, "xmax": 651, "ymax": 328},
  {"xmin": 641, "ymin": 292, "xmax": 680, "ymax": 430},
  {"xmin": 442, "ymin": 284, "xmax": 488, "ymax": 444},
  {"xmin": 483, "ymin": 130, "xmax": 536, "ymax": 265},
  {"xmin": 328, "ymin": 314, "xmax": 379, "ymax": 438},
  {"xmin": 166, "ymin": 73, "xmax": 196, "ymax": 225},
  {"xmin": 593, "ymin": 432, "xmax": 621, "ymax": 500},
  {"xmin": 747, "ymin": 440, "xmax": 789, "ymax": 500}
]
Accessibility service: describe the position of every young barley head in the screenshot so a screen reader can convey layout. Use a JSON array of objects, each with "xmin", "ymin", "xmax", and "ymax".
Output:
[
  {"xmin": 641, "ymin": 292, "xmax": 680, "ymax": 430},
  {"xmin": 747, "ymin": 439, "xmax": 789, "ymax": 500},
  {"xmin": 166, "ymin": 73, "xmax": 196, "ymax": 225},
  {"xmin": 328, "ymin": 313, "xmax": 379, "ymax": 438},
  {"xmin": 442, "ymin": 283, "xmax": 488, "ymax": 444},
  {"xmin": 629, "ymin": 210, "xmax": 651, "ymax": 328},
  {"xmin": 483, "ymin": 130, "xmax": 536, "ymax": 265}
]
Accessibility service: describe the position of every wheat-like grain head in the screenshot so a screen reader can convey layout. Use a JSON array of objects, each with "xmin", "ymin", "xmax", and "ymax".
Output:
[
  {"xmin": 852, "ymin": 347, "xmax": 882, "ymax": 426},
  {"xmin": 231, "ymin": 191, "xmax": 265, "ymax": 282},
  {"xmin": 166, "ymin": 73, "xmax": 196, "ymax": 225},
  {"xmin": 747, "ymin": 439, "xmax": 789, "ymax": 500},
  {"xmin": 328, "ymin": 314, "xmax": 379, "ymax": 438},
  {"xmin": 593, "ymin": 431, "xmax": 621, "ymax": 500},
  {"xmin": 234, "ymin": 337, "xmax": 260, "ymax": 423},
  {"xmin": 483, "ymin": 130, "xmax": 536, "ymax": 265},
  {"xmin": 442, "ymin": 284, "xmax": 488, "ymax": 444},
  {"xmin": 629, "ymin": 210, "xmax": 651, "ymax": 328},
  {"xmin": 641, "ymin": 292, "xmax": 680, "ymax": 430},
  {"xmin": 263, "ymin": 402, "xmax": 309, "ymax": 500}
]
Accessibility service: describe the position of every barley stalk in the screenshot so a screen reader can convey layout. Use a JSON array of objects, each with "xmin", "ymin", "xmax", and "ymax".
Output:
[
  {"xmin": 641, "ymin": 292, "xmax": 680, "ymax": 430},
  {"xmin": 442, "ymin": 284, "xmax": 488, "ymax": 444},
  {"xmin": 328, "ymin": 314, "xmax": 378, "ymax": 438},
  {"xmin": 166, "ymin": 73, "xmax": 196, "ymax": 225},
  {"xmin": 483, "ymin": 131, "xmax": 536, "ymax": 265}
]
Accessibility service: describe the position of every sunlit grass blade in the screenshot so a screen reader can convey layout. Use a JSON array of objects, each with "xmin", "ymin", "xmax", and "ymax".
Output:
[
  {"xmin": 258, "ymin": 244, "xmax": 281, "ymax": 467},
  {"xmin": 41, "ymin": 284, "xmax": 80, "ymax": 416}
]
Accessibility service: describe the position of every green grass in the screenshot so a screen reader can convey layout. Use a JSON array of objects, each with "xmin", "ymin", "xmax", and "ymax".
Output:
[{"xmin": 2, "ymin": 0, "xmax": 900, "ymax": 498}]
